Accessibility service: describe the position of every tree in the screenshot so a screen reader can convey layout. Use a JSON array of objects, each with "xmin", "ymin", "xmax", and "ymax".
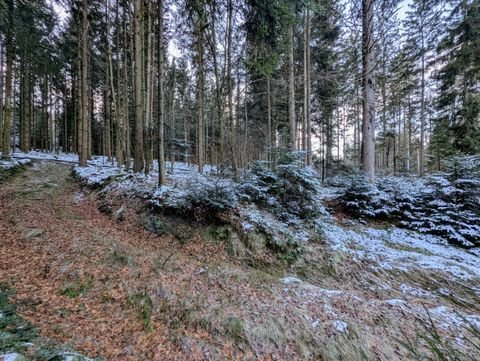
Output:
[
  {"xmin": 433, "ymin": 0, "xmax": 480, "ymax": 161},
  {"xmin": 403, "ymin": 0, "xmax": 442, "ymax": 175},
  {"xmin": 80, "ymin": 0, "xmax": 89, "ymax": 166},
  {"xmin": 1, "ymin": 0, "xmax": 13, "ymax": 160},
  {"xmin": 361, "ymin": 0, "xmax": 376, "ymax": 181},
  {"xmin": 158, "ymin": 0, "xmax": 166, "ymax": 185},
  {"xmin": 133, "ymin": 0, "xmax": 144, "ymax": 172},
  {"xmin": 287, "ymin": 1, "xmax": 296, "ymax": 151}
]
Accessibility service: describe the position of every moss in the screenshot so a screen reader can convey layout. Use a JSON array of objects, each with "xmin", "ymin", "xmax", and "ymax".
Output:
[
  {"xmin": 0, "ymin": 162, "xmax": 29, "ymax": 183},
  {"xmin": 223, "ymin": 316, "xmax": 246, "ymax": 344},
  {"xmin": 59, "ymin": 274, "xmax": 94, "ymax": 299},
  {"xmin": 128, "ymin": 292, "xmax": 153, "ymax": 331}
]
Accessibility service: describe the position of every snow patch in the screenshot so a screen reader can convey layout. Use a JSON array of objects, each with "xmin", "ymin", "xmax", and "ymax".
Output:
[
  {"xmin": 332, "ymin": 320, "xmax": 349, "ymax": 334},
  {"xmin": 323, "ymin": 222, "xmax": 480, "ymax": 280}
]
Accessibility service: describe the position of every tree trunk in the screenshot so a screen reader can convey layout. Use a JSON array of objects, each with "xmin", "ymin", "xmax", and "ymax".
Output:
[
  {"xmin": 361, "ymin": 0, "xmax": 376, "ymax": 181},
  {"xmin": 157, "ymin": 0, "xmax": 166, "ymax": 185},
  {"xmin": 304, "ymin": 7, "xmax": 312, "ymax": 166},
  {"xmin": 227, "ymin": 0, "xmax": 236, "ymax": 174},
  {"xmin": 1, "ymin": 0, "xmax": 14, "ymax": 159},
  {"xmin": 79, "ymin": 0, "xmax": 89, "ymax": 167},
  {"xmin": 0, "ymin": 36, "xmax": 4, "ymax": 151},
  {"xmin": 144, "ymin": 0, "xmax": 153, "ymax": 174},
  {"xmin": 196, "ymin": 14, "xmax": 205, "ymax": 173},
  {"xmin": 104, "ymin": 0, "xmax": 112, "ymax": 160},
  {"xmin": 133, "ymin": 0, "xmax": 144, "ymax": 172},
  {"xmin": 288, "ymin": 21, "xmax": 296, "ymax": 152},
  {"xmin": 419, "ymin": 25, "xmax": 426, "ymax": 176}
]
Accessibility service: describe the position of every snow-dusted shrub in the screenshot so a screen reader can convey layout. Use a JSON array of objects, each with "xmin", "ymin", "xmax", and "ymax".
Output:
[
  {"xmin": 338, "ymin": 156, "xmax": 480, "ymax": 247},
  {"xmin": 151, "ymin": 177, "xmax": 238, "ymax": 219},
  {"xmin": 402, "ymin": 156, "xmax": 480, "ymax": 247},
  {"xmin": 0, "ymin": 158, "xmax": 31, "ymax": 181},
  {"xmin": 239, "ymin": 156, "xmax": 326, "ymax": 220},
  {"xmin": 340, "ymin": 174, "xmax": 391, "ymax": 218}
]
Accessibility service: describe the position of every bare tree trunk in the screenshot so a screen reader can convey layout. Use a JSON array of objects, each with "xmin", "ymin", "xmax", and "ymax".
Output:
[
  {"xmin": 1, "ymin": 0, "xmax": 14, "ymax": 159},
  {"xmin": 23, "ymin": 62, "xmax": 30, "ymax": 151},
  {"xmin": 206, "ymin": 1, "xmax": 224, "ymax": 169},
  {"xmin": 419, "ymin": 22, "xmax": 426, "ymax": 176},
  {"xmin": 304, "ymin": 7, "xmax": 312, "ymax": 166},
  {"xmin": 133, "ymin": 0, "xmax": 145, "ymax": 172},
  {"xmin": 124, "ymin": 11, "xmax": 131, "ymax": 170},
  {"xmin": 196, "ymin": 12, "xmax": 206, "ymax": 173},
  {"xmin": 267, "ymin": 76, "xmax": 272, "ymax": 164},
  {"xmin": 326, "ymin": 114, "xmax": 333, "ymax": 173},
  {"xmin": 288, "ymin": 21, "xmax": 295, "ymax": 152},
  {"xmin": 103, "ymin": 0, "xmax": 112, "ymax": 160},
  {"xmin": 361, "ymin": 0, "xmax": 376, "ymax": 181},
  {"xmin": 0, "ymin": 36, "xmax": 4, "ymax": 151},
  {"xmin": 78, "ymin": 0, "xmax": 89, "ymax": 167},
  {"xmin": 144, "ymin": 0, "xmax": 153, "ymax": 174},
  {"xmin": 157, "ymin": 0, "xmax": 166, "ymax": 185},
  {"xmin": 226, "ymin": 0, "xmax": 236, "ymax": 174}
]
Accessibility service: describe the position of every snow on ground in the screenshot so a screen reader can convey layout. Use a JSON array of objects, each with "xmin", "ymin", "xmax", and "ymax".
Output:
[
  {"xmin": 9, "ymin": 151, "xmax": 480, "ymax": 283},
  {"xmin": 8, "ymin": 150, "xmax": 78, "ymax": 163},
  {"xmin": 0, "ymin": 157, "xmax": 31, "ymax": 171},
  {"xmin": 6, "ymin": 151, "xmax": 480, "ymax": 358},
  {"xmin": 323, "ymin": 221, "xmax": 480, "ymax": 280}
]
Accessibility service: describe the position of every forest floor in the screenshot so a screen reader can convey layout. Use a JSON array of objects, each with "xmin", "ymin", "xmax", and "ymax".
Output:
[{"xmin": 1, "ymin": 160, "xmax": 479, "ymax": 360}]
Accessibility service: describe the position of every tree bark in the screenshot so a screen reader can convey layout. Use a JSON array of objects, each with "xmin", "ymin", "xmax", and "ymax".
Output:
[
  {"xmin": 144, "ymin": 0, "xmax": 153, "ymax": 174},
  {"xmin": 157, "ymin": 0, "xmax": 166, "ymax": 185},
  {"xmin": 419, "ymin": 14, "xmax": 426, "ymax": 176},
  {"xmin": 1, "ymin": 0, "xmax": 14, "ymax": 160},
  {"xmin": 196, "ymin": 8, "xmax": 206, "ymax": 173},
  {"xmin": 133, "ymin": 0, "xmax": 144, "ymax": 172},
  {"xmin": 226, "ymin": 0, "xmax": 236, "ymax": 174},
  {"xmin": 79, "ymin": 0, "xmax": 89, "ymax": 167},
  {"xmin": 0, "ymin": 36, "xmax": 4, "ymax": 151},
  {"xmin": 288, "ymin": 20, "xmax": 296, "ymax": 152},
  {"xmin": 361, "ymin": 0, "xmax": 376, "ymax": 181},
  {"xmin": 304, "ymin": 7, "xmax": 312, "ymax": 166}
]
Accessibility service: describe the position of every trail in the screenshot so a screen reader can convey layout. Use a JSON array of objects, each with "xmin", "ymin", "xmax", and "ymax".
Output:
[{"xmin": 0, "ymin": 161, "xmax": 208, "ymax": 360}]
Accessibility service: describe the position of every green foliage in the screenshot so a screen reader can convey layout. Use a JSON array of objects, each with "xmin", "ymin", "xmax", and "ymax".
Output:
[
  {"xmin": 223, "ymin": 316, "xmax": 247, "ymax": 344},
  {"xmin": 433, "ymin": 0, "xmax": 480, "ymax": 159},
  {"xmin": 339, "ymin": 156, "xmax": 480, "ymax": 247},
  {"xmin": 128, "ymin": 292, "xmax": 153, "ymax": 331},
  {"xmin": 0, "ymin": 162, "xmax": 28, "ymax": 182},
  {"xmin": 241, "ymin": 153, "xmax": 325, "ymax": 220},
  {"xmin": 108, "ymin": 246, "xmax": 135, "ymax": 267},
  {"xmin": 59, "ymin": 274, "xmax": 94, "ymax": 298}
]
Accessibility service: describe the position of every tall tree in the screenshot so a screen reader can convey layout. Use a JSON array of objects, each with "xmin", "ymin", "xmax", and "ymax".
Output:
[
  {"xmin": 78, "ymin": 0, "xmax": 89, "ymax": 167},
  {"xmin": 158, "ymin": 0, "xmax": 166, "ymax": 185},
  {"xmin": 1, "ymin": 0, "xmax": 13, "ymax": 159},
  {"xmin": 133, "ymin": 0, "xmax": 144, "ymax": 172},
  {"xmin": 433, "ymin": 0, "xmax": 480, "ymax": 159},
  {"xmin": 361, "ymin": 0, "xmax": 376, "ymax": 180},
  {"xmin": 287, "ymin": 2, "xmax": 296, "ymax": 151}
]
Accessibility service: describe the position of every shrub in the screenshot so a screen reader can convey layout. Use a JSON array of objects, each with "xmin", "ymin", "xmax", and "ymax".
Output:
[
  {"xmin": 338, "ymin": 156, "xmax": 480, "ymax": 247},
  {"xmin": 239, "ymin": 155, "xmax": 326, "ymax": 220}
]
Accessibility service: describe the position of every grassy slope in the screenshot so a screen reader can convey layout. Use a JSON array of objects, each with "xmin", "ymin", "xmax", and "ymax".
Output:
[{"xmin": 0, "ymin": 160, "xmax": 478, "ymax": 360}]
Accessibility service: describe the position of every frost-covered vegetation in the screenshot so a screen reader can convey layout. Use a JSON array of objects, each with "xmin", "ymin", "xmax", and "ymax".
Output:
[
  {"xmin": 0, "ymin": 157, "xmax": 31, "ymax": 181},
  {"xmin": 73, "ymin": 153, "xmax": 327, "ymax": 257},
  {"xmin": 338, "ymin": 156, "xmax": 480, "ymax": 247},
  {"xmin": 3, "ymin": 152, "xmax": 480, "ymax": 360}
]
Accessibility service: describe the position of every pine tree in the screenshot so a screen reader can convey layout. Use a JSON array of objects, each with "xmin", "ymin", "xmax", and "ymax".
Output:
[{"xmin": 433, "ymin": 0, "xmax": 480, "ymax": 160}]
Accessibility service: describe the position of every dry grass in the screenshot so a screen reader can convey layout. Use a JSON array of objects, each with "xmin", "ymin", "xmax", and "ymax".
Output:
[{"xmin": 0, "ymin": 162, "xmax": 478, "ymax": 360}]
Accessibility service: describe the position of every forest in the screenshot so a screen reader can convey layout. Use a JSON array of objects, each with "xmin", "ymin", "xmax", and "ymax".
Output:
[{"xmin": 0, "ymin": 0, "xmax": 479, "ymax": 360}]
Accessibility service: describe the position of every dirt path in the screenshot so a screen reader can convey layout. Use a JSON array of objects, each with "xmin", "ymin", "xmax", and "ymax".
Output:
[{"xmin": 0, "ymin": 161, "xmax": 235, "ymax": 360}]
